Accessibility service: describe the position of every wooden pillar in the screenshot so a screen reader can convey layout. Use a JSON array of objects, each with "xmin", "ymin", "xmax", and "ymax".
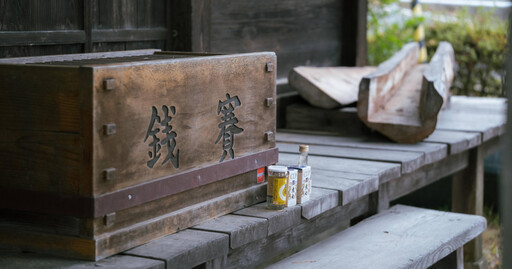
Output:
[{"xmin": 452, "ymin": 146, "xmax": 486, "ymax": 269}]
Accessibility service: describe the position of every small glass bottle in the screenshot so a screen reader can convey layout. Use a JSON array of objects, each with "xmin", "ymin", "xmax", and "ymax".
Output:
[
  {"xmin": 298, "ymin": 144, "xmax": 309, "ymax": 166},
  {"xmin": 267, "ymin": 165, "xmax": 288, "ymax": 210}
]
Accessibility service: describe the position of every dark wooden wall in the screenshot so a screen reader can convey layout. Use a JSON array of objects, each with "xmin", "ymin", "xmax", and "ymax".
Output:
[
  {"xmin": 0, "ymin": 0, "xmax": 366, "ymax": 79},
  {"xmin": 0, "ymin": 0, "xmax": 169, "ymax": 57}
]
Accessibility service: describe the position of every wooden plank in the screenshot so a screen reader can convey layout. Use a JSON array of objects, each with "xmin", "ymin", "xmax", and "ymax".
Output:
[
  {"xmin": 277, "ymin": 91, "xmax": 302, "ymax": 129},
  {"xmin": 449, "ymin": 96, "xmax": 507, "ymax": 115},
  {"xmin": 191, "ymin": 214, "xmax": 268, "ymax": 249},
  {"xmin": 301, "ymin": 187, "xmax": 339, "ymax": 220},
  {"xmin": 0, "ymin": 49, "xmax": 159, "ymax": 64},
  {"xmin": 277, "ymin": 132, "xmax": 447, "ymax": 166},
  {"xmin": 313, "ymin": 169, "xmax": 378, "ymax": 205},
  {"xmin": 191, "ymin": 0, "xmax": 211, "ymax": 52},
  {"xmin": 285, "ymin": 104, "xmax": 371, "ymax": 136},
  {"xmin": 91, "ymin": 28, "xmax": 168, "ymax": 43},
  {"xmin": 0, "ymin": 250, "xmax": 164, "ymax": 269},
  {"xmin": 278, "ymin": 153, "xmax": 401, "ymax": 184},
  {"xmin": 208, "ymin": 0, "xmax": 343, "ymax": 79},
  {"xmin": 124, "ymin": 229, "xmax": 228, "ymax": 269},
  {"xmin": 386, "ymin": 150, "xmax": 469, "ymax": 201},
  {"xmin": 437, "ymin": 109, "xmax": 506, "ymax": 142},
  {"xmin": 268, "ymin": 205, "xmax": 486, "ymax": 269},
  {"xmin": 232, "ymin": 202, "xmax": 302, "ymax": 236},
  {"xmin": 288, "ymin": 66, "xmax": 375, "ymax": 109},
  {"xmin": 424, "ymin": 129, "xmax": 481, "ymax": 155},
  {"xmin": 227, "ymin": 196, "xmax": 369, "ymax": 269},
  {"xmin": 0, "ymin": 30, "xmax": 85, "ymax": 46},
  {"xmin": 278, "ymin": 142, "xmax": 425, "ymax": 174}
]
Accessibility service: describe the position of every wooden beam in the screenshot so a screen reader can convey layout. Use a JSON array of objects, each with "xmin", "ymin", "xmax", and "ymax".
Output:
[
  {"xmin": 0, "ymin": 31, "xmax": 86, "ymax": 46},
  {"xmin": 91, "ymin": 28, "xmax": 168, "ymax": 43}
]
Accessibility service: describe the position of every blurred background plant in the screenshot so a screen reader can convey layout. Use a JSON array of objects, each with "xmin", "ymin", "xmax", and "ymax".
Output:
[{"xmin": 367, "ymin": 0, "xmax": 508, "ymax": 97}]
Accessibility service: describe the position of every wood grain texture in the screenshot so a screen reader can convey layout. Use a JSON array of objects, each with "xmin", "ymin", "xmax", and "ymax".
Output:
[
  {"xmin": 0, "ymin": 250, "xmax": 164, "ymax": 269},
  {"xmin": 301, "ymin": 187, "xmax": 339, "ymax": 220},
  {"xmin": 91, "ymin": 52, "xmax": 276, "ymax": 195},
  {"xmin": 227, "ymin": 196, "xmax": 369, "ymax": 269},
  {"xmin": 278, "ymin": 152, "xmax": 401, "ymax": 184},
  {"xmin": 278, "ymin": 141, "xmax": 424, "ymax": 174},
  {"xmin": 208, "ymin": 0, "xmax": 343, "ymax": 79},
  {"xmin": 267, "ymin": 205, "xmax": 486, "ymax": 269},
  {"xmin": 424, "ymin": 129, "xmax": 481, "ymax": 155},
  {"xmin": 312, "ymin": 169, "xmax": 378, "ymax": 205},
  {"xmin": 288, "ymin": 66, "xmax": 376, "ymax": 108},
  {"xmin": 277, "ymin": 132, "xmax": 447, "ymax": 170},
  {"xmin": 192, "ymin": 214, "xmax": 268, "ymax": 249},
  {"xmin": 233, "ymin": 202, "xmax": 302, "ymax": 236},
  {"xmin": 124, "ymin": 229, "xmax": 228, "ymax": 269}
]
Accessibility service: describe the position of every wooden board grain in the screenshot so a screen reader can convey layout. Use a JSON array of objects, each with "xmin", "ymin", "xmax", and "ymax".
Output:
[
  {"xmin": 278, "ymin": 142, "xmax": 424, "ymax": 174},
  {"xmin": 233, "ymin": 202, "xmax": 302, "ymax": 236},
  {"xmin": 424, "ymin": 130, "xmax": 481, "ymax": 155},
  {"xmin": 192, "ymin": 214, "xmax": 268, "ymax": 249},
  {"xmin": 0, "ymin": 250, "xmax": 164, "ymax": 269},
  {"xmin": 268, "ymin": 205, "xmax": 486, "ymax": 269},
  {"xmin": 124, "ymin": 229, "xmax": 228, "ymax": 269},
  {"xmin": 278, "ymin": 153, "xmax": 401, "ymax": 184},
  {"xmin": 312, "ymin": 169, "xmax": 378, "ymax": 205},
  {"xmin": 288, "ymin": 66, "xmax": 376, "ymax": 109},
  {"xmin": 301, "ymin": 187, "xmax": 339, "ymax": 220}
]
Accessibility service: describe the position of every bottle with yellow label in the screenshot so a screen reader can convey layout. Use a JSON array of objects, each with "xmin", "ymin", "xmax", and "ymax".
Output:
[{"xmin": 266, "ymin": 165, "xmax": 288, "ymax": 210}]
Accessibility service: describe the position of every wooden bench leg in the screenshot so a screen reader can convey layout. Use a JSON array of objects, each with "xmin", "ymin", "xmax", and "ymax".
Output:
[
  {"xmin": 452, "ymin": 146, "xmax": 487, "ymax": 269},
  {"xmin": 429, "ymin": 247, "xmax": 464, "ymax": 269}
]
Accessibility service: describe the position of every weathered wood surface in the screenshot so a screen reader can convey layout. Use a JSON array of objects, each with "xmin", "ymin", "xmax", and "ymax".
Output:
[
  {"xmin": 267, "ymin": 205, "xmax": 486, "ymax": 269},
  {"xmin": 278, "ymin": 152, "xmax": 401, "ymax": 184},
  {"xmin": 288, "ymin": 66, "xmax": 376, "ymax": 109},
  {"xmin": 277, "ymin": 132, "xmax": 447, "ymax": 169},
  {"xmin": 0, "ymin": 250, "xmax": 165, "ymax": 269},
  {"xmin": 227, "ymin": 196, "xmax": 369, "ymax": 269},
  {"xmin": 192, "ymin": 214, "xmax": 268, "ymax": 249},
  {"xmin": 424, "ymin": 129, "xmax": 481, "ymax": 155},
  {"xmin": 124, "ymin": 229, "xmax": 228, "ymax": 269},
  {"xmin": 278, "ymin": 142, "xmax": 424, "ymax": 174},
  {"xmin": 357, "ymin": 42, "xmax": 456, "ymax": 143},
  {"xmin": 301, "ymin": 187, "xmax": 339, "ymax": 219},
  {"xmin": 233, "ymin": 202, "xmax": 302, "ymax": 236},
  {"xmin": 312, "ymin": 169, "xmax": 378, "ymax": 205}
]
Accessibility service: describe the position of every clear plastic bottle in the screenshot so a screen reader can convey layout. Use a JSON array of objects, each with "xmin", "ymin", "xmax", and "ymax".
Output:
[
  {"xmin": 267, "ymin": 165, "xmax": 288, "ymax": 210},
  {"xmin": 298, "ymin": 144, "xmax": 309, "ymax": 166}
]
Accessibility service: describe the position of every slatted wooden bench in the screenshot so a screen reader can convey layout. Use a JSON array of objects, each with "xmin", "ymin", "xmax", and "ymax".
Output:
[{"xmin": 267, "ymin": 205, "xmax": 487, "ymax": 269}]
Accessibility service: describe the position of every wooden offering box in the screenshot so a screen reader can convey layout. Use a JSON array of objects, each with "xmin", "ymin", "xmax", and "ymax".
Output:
[{"xmin": 0, "ymin": 50, "xmax": 277, "ymax": 260}]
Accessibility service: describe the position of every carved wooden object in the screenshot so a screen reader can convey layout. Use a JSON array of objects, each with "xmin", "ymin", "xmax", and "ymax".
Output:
[
  {"xmin": 357, "ymin": 42, "xmax": 455, "ymax": 143},
  {"xmin": 289, "ymin": 66, "xmax": 376, "ymax": 109}
]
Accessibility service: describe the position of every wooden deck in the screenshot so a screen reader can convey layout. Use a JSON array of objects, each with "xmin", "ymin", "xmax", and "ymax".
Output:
[{"xmin": 0, "ymin": 96, "xmax": 506, "ymax": 269}]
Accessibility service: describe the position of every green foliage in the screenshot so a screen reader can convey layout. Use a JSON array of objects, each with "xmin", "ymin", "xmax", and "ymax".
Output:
[
  {"xmin": 425, "ymin": 8, "xmax": 508, "ymax": 97},
  {"xmin": 367, "ymin": 3, "xmax": 508, "ymax": 97}
]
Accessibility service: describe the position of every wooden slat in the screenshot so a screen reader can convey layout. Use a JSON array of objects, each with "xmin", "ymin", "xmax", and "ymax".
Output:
[
  {"xmin": 277, "ymin": 132, "xmax": 447, "ymax": 167},
  {"xmin": 91, "ymin": 28, "xmax": 168, "ymax": 43},
  {"xmin": 278, "ymin": 142, "xmax": 425, "ymax": 174},
  {"xmin": 313, "ymin": 169, "xmax": 378, "ymax": 205},
  {"xmin": 233, "ymin": 202, "xmax": 302, "ymax": 236},
  {"xmin": 192, "ymin": 214, "xmax": 267, "ymax": 249},
  {"xmin": 124, "ymin": 229, "xmax": 228, "ymax": 269},
  {"xmin": 268, "ymin": 205, "xmax": 486, "ymax": 269},
  {"xmin": 424, "ymin": 129, "xmax": 481, "ymax": 155},
  {"xmin": 278, "ymin": 153, "xmax": 401, "ymax": 184},
  {"xmin": 227, "ymin": 196, "xmax": 369, "ymax": 269},
  {"xmin": 0, "ymin": 49, "xmax": 159, "ymax": 64},
  {"xmin": 0, "ymin": 30, "xmax": 86, "ymax": 46},
  {"xmin": 301, "ymin": 187, "xmax": 339, "ymax": 220},
  {"xmin": 0, "ymin": 250, "xmax": 165, "ymax": 269}
]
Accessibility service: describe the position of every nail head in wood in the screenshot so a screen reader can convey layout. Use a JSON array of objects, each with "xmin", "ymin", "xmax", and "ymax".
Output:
[
  {"xmin": 103, "ymin": 168, "xmax": 116, "ymax": 181},
  {"xmin": 103, "ymin": 78, "xmax": 116, "ymax": 91},
  {"xmin": 103, "ymin": 123, "xmax": 116, "ymax": 135},
  {"xmin": 265, "ymin": 131, "xmax": 274, "ymax": 142},
  {"xmin": 266, "ymin": 97, "xmax": 273, "ymax": 107},
  {"xmin": 266, "ymin": 62, "xmax": 274, "ymax": 72},
  {"xmin": 104, "ymin": 212, "xmax": 116, "ymax": 226}
]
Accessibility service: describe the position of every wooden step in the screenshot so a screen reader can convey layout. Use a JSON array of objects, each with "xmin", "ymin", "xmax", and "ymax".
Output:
[{"xmin": 267, "ymin": 204, "xmax": 486, "ymax": 269}]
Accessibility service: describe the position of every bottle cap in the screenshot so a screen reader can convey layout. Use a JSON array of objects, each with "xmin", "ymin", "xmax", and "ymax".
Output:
[
  {"xmin": 299, "ymin": 144, "xmax": 309, "ymax": 153},
  {"xmin": 268, "ymin": 165, "xmax": 288, "ymax": 173}
]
